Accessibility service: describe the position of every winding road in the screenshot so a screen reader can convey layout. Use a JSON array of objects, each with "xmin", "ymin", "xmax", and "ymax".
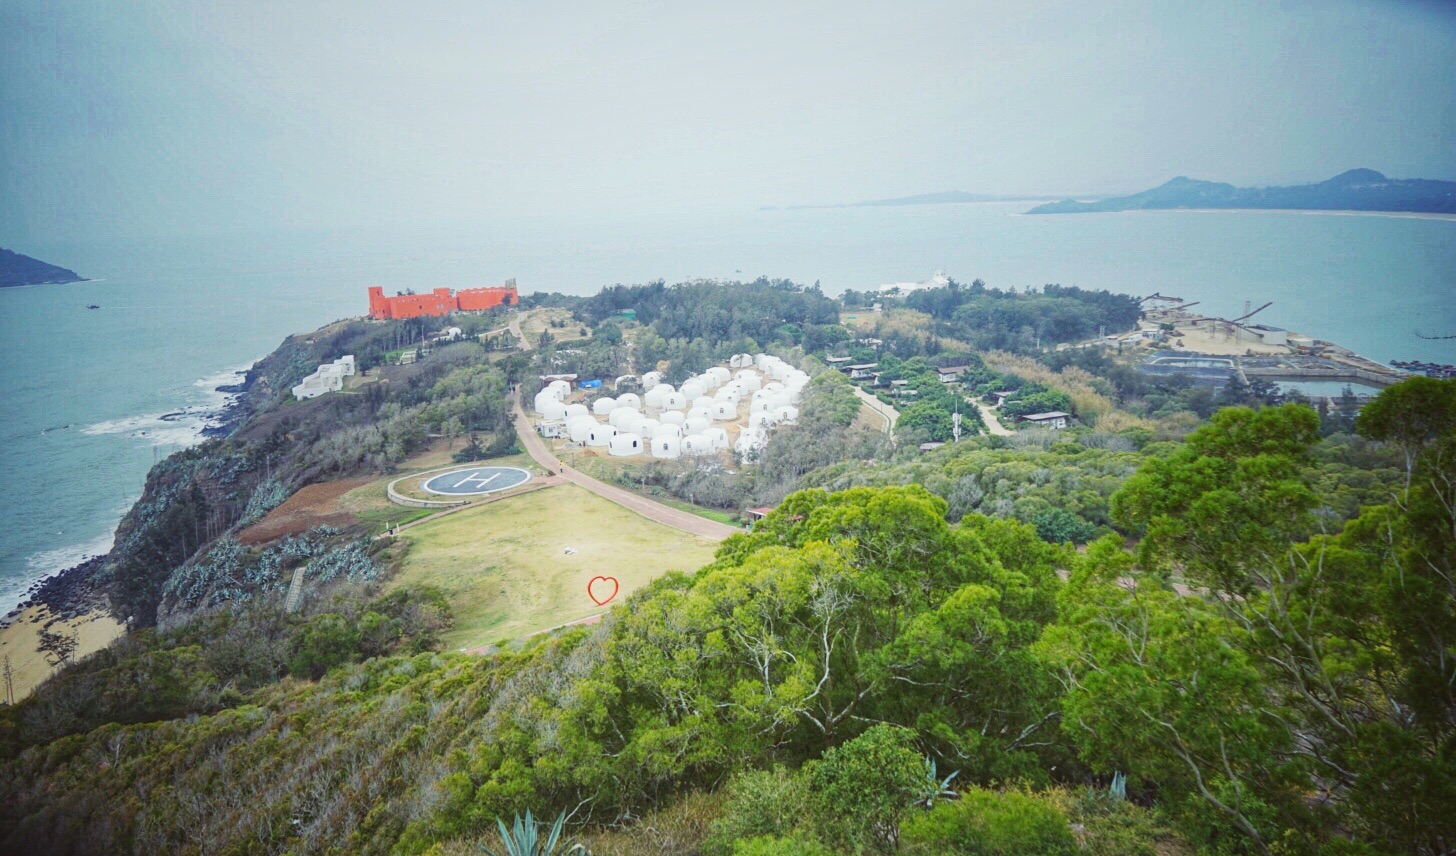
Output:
[{"xmin": 512, "ymin": 397, "xmax": 739, "ymax": 541}]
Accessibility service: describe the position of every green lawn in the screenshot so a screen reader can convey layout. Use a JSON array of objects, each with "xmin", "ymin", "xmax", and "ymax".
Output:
[{"xmin": 387, "ymin": 483, "xmax": 719, "ymax": 648}]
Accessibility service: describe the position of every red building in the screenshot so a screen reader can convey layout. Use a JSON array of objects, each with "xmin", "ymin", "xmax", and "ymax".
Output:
[{"xmin": 368, "ymin": 280, "xmax": 518, "ymax": 320}]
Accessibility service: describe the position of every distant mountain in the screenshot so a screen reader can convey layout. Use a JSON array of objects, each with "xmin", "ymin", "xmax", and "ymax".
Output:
[
  {"xmin": 766, "ymin": 190, "xmax": 1074, "ymax": 211},
  {"xmin": 0, "ymin": 247, "xmax": 85, "ymax": 287},
  {"xmin": 1027, "ymin": 169, "xmax": 1456, "ymax": 215}
]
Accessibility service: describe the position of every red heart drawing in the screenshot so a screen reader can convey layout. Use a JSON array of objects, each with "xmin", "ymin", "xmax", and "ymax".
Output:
[{"xmin": 587, "ymin": 575, "xmax": 619, "ymax": 606}]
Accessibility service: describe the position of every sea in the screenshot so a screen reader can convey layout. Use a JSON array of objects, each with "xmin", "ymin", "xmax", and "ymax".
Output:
[{"xmin": 2, "ymin": 203, "xmax": 1454, "ymax": 615}]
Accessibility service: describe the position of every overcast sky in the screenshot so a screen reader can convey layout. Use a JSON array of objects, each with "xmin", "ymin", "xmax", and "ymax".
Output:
[{"xmin": 3, "ymin": 0, "xmax": 1454, "ymax": 241}]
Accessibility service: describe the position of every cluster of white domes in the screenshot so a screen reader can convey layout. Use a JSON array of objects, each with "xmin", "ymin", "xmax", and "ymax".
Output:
[{"xmin": 533, "ymin": 353, "xmax": 813, "ymax": 461}]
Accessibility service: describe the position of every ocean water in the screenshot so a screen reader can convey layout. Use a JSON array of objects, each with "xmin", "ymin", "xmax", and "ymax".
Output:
[{"xmin": 2, "ymin": 204, "xmax": 1453, "ymax": 614}]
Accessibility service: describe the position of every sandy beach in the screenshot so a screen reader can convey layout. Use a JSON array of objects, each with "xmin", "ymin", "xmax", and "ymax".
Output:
[{"xmin": 0, "ymin": 606, "xmax": 124, "ymax": 703}]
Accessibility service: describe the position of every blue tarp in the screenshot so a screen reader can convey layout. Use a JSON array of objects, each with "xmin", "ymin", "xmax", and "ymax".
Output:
[{"xmin": 580, "ymin": 379, "xmax": 602, "ymax": 389}]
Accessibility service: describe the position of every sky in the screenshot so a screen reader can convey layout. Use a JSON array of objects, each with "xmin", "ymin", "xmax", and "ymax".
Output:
[{"xmin": 3, "ymin": 0, "xmax": 1454, "ymax": 242}]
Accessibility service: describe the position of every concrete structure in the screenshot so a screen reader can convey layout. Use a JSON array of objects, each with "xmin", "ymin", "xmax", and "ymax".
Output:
[
  {"xmin": 653, "ymin": 422, "xmax": 683, "ymax": 439},
  {"xmin": 772, "ymin": 405, "xmax": 800, "ymax": 424},
  {"xmin": 685, "ymin": 416, "xmax": 711, "ymax": 435},
  {"xmin": 705, "ymin": 426, "xmax": 730, "ymax": 449},
  {"xmin": 644, "ymin": 383, "xmax": 674, "ymax": 408},
  {"xmin": 610, "ymin": 408, "xmax": 644, "ymax": 432},
  {"xmin": 567, "ymin": 415, "xmax": 598, "ymax": 443},
  {"xmin": 660, "ymin": 391, "xmax": 688, "ymax": 411},
  {"xmin": 642, "ymin": 371, "xmax": 664, "ymax": 390},
  {"xmin": 292, "ymin": 355, "xmax": 356, "ymax": 400},
  {"xmin": 711, "ymin": 400, "xmax": 737, "ymax": 420},
  {"xmin": 368, "ymin": 282, "xmax": 518, "ymax": 319},
  {"xmin": 1020, "ymin": 411, "xmax": 1071, "ymax": 429},
  {"xmin": 592, "ymin": 397, "xmax": 618, "ymax": 415},
  {"xmin": 682, "ymin": 434, "xmax": 715, "ymax": 456},
  {"xmin": 564, "ymin": 403, "xmax": 589, "ymax": 419},
  {"xmin": 535, "ymin": 396, "xmax": 568, "ymax": 420},
  {"xmin": 587, "ymin": 424, "xmax": 618, "ymax": 447},
  {"xmin": 616, "ymin": 392, "xmax": 642, "ymax": 410},
  {"xmin": 660, "ymin": 411, "xmax": 685, "ymax": 426},
  {"xmin": 608, "ymin": 433, "xmax": 644, "ymax": 457},
  {"xmin": 650, "ymin": 435, "xmax": 681, "ymax": 459}
]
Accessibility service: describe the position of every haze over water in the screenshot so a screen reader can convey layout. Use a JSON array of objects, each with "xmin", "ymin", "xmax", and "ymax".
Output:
[{"xmin": 2, "ymin": 203, "xmax": 1453, "ymax": 614}]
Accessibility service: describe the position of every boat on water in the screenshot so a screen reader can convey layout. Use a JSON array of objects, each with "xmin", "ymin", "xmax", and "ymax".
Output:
[{"xmin": 86, "ymin": 304, "xmax": 100, "ymax": 309}]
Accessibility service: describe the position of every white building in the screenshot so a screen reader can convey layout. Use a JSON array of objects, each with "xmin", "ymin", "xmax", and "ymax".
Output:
[
  {"xmin": 608, "ymin": 433, "xmax": 644, "ymax": 457},
  {"xmin": 292, "ymin": 355, "xmax": 356, "ymax": 400}
]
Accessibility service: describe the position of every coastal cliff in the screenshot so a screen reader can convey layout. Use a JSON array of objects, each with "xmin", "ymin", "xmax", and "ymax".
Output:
[{"xmin": 0, "ymin": 247, "xmax": 85, "ymax": 287}]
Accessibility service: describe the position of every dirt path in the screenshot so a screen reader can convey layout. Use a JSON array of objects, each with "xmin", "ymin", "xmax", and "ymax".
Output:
[
  {"xmin": 853, "ymin": 386, "xmax": 899, "ymax": 434},
  {"xmin": 508, "ymin": 312, "xmax": 532, "ymax": 352},
  {"xmin": 972, "ymin": 398, "xmax": 1013, "ymax": 437},
  {"xmin": 513, "ymin": 399, "xmax": 740, "ymax": 541}
]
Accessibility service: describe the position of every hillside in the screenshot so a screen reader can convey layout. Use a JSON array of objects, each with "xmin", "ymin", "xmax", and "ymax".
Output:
[
  {"xmin": 2, "ymin": 284, "xmax": 1453, "ymax": 856},
  {"xmin": 1028, "ymin": 168, "xmax": 1456, "ymax": 215},
  {"xmin": 0, "ymin": 247, "xmax": 85, "ymax": 287}
]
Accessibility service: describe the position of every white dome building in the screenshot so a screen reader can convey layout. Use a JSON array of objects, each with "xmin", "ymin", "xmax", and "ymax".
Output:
[
  {"xmin": 609, "ymin": 433, "xmax": 644, "ymax": 457},
  {"xmin": 748, "ymin": 411, "xmax": 771, "ymax": 431},
  {"xmin": 643, "ymin": 384, "xmax": 674, "ymax": 408},
  {"xmin": 684, "ymin": 416, "xmax": 711, "ymax": 435},
  {"xmin": 682, "ymin": 434, "xmax": 715, "ymax": 456},
  {"xmin": 659, "ymin": 411, "xmax": 685, "ymax": 426},
  {"xmin": 535, "ymin": 394, "xmax": 568, "ymax": 420},
  {"xmin": 642, "ymin": 371, "xmax": 664, "ymax": 391},
  {"xmin": 653, "ymin": 422, "xmax": 683, "ymax": 439},
  {"xmin": 610, "ymin": 408, "xmax": 644, "ymax": 432},
  {"xmin": 773, "ymin": 405, "xmax": 800, "ymax": 424},
  {"xmin": 637, "ymin": 417, "xmax": 661, "ymax": 438},
  {"xmin": 564, "ymin": 403, "xmax": 590, "ymax": 419},
  {"xmin": 706, "ymin": 366, "xmax": 732, "ymax": 383},
  {"xmin": 735, "ymin": 430, "xmax": 765, "ymax": 456},
  {"xmin": 729, "ymin": 354, "xmax": 751, "ymax": 368},
  {"xmin": 680, "ymin": 380, "xmax": 706, "ymax": 401},
  {"xmin": 548, "ymin": 380, "xmax": 572, "ymax": 398},
  {"xmin": 750, "ymin": 398, "xmax": 773, "ymax": 415},
  {"xmin": 711, "ymin": 400, "xmax": 737, "ymax": 420},
  {"xmin": 587, "ymin": 424, "xmax": 618, "ymax": 447},
  {"xmin": 697, "ymin": 373, "xmax": 721, "ymax": 390},
  {"xmin": 734, "ymin": 372, "xmax": 762, "ymax": 393},
  {"xmin": 692, "ymin": 395, "xmax": 716, "ymax": 410},
  {"xmin": 660, "ymin": 391, "xmax": 688, "ymax": 411},
  {"xmin": 567, "ymin": 415, "xmax": 598, "ymax": 443},
  {"xmin": 650, "ymin": 435, "xmax": 681, "ymax": 459},
  {"xmin": 705, "ymin": 426, "xmax": 730, "ymax": 449},
  {"xmin": 592, "ymin": 397, "xmax": 617, "ymax": 415},
  {"xmin": 616, "ymin": 393, "xmax": 642, "ymax": 410}
]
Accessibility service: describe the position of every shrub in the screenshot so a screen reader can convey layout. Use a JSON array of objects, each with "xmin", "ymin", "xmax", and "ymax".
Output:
[
  {"xmin": 707, "ymin": 767, "xmax": 809, "ymax": 854},
  {"xmin": 804, "ymin": 725, "xmax": 931, "ymax": 853},
  {"xmin": 731, "ymin": 835, "xmax": 834, "ymax": 855},
  {"xmin": 900, "ymin": 787, "xmax": 1075, "ymax": 855}
]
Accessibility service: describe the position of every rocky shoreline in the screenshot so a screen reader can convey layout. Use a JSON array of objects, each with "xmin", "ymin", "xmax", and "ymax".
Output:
[{"xmin": 2, "ymin": 364, "xmax": 262, "ymax": 632}]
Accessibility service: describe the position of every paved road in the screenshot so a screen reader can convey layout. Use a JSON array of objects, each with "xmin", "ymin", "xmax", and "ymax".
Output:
[
  {"xmin": 972, "ymin": 398, "xmax": 1013, "ymax": 436},
  {"xmin": 853, "ymin": 386, "xmax": 899, "ymax": 434},
  {"xmin": 513, "ymin": 398, "xmax": 739, "ymax": 541}
]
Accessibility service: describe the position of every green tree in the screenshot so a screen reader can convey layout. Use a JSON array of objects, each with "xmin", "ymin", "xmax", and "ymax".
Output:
[{"xmin": 804, "ymin": 724, "xmax": 931, "ymax": 852}]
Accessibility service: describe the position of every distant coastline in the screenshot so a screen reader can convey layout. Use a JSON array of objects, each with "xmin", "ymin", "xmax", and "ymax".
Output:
[
  {"xmin": 1027, "ymin": 169, "xmax": 1456, "ymax": 216},
  {"xmin": 1015, "ymin": 207, "xmax": 1456, "ymax": 223},
  {"xmin": 0, "ymin": 247, "xmax": 87, "ymax": 288}
]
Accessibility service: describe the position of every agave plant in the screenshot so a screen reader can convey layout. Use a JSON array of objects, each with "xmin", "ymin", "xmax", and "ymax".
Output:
[
  {"xmin": 919, "ymin": 755, "xmax": 961, "ymax": 807},
  {"xmin": 1109, "ymin": 770, "xmax": 1127, "ymax": 802},
  {"xmin": 478, "ymin": 809, "xmax": 588, "ymax": 856}
]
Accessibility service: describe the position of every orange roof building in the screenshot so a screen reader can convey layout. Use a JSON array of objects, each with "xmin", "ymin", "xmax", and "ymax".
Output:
[{"xmin": 368, "ymin": 280, "xmax": 518, "ymax": 320}]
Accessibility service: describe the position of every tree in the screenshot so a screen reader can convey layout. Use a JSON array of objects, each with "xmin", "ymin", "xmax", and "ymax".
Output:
[
  {"xmin": 37, "ymin": 627, "xmax": 78, "ymax": 668},
  {"xmin": 804, "ymin": 724, "xmax": 932, "ymax": 852},
  {"xmin": 897, "ymin": 402, "xmax": 954, "ymax": 443}
]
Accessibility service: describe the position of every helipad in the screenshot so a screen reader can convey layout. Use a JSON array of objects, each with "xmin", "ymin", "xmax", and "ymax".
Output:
[{"xmin": 420, "ymin": 466, "xmax": 532, "ymax": 496}]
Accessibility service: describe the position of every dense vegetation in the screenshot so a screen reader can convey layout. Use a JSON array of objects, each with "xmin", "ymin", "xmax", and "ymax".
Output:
[
  {"xmin": 4, "ymin": 377, "xmax": 1452, "ymax": 855},
  {"xmin": 841, "ymin": 281, "xmax": 1140, "ymax": 353}
]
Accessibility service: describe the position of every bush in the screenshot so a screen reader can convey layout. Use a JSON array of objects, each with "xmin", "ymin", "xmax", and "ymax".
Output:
[
  {"xmin": 804, "ymin": 725, "xmax": 931, "ymax": 853},
  {"xmin": 708, "ymin": 767, "xmax": 809, "ymax": 854},
  {"xmin": 900, "ymin": 788, "xmax": 1075, "ymax": 855},
  {"xmin": 731, "ymin": 835, "xmax": 834, "ymax": 855}
]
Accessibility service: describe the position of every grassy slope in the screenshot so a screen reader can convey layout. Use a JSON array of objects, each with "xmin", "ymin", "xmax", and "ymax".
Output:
[{"xmin": 387, "ymin": 484, "xmax": 718, "ymax": 648}]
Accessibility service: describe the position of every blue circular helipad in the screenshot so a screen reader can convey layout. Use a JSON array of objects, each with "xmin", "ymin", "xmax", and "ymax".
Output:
[{"xmin": 421, "ymin": 466, "xmax": 532, "ymax": 496}]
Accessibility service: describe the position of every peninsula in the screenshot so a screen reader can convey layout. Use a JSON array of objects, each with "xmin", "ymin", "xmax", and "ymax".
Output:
[
  {"xmin": 0, "ymin": 247, "xmax": 85, "ymax": 287},
  {"xmin": 1027, "ymin": 168, "xmax": 1456, "ymax": 215}
]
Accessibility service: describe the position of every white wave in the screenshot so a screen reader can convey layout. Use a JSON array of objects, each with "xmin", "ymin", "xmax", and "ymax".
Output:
[
  {"xmin": 80, "ymin": 363, "xmax": 252, "ymax": 448},
  {"xmin": 0, "ymin": 531, "xmax": 117, "ymax": 617}
]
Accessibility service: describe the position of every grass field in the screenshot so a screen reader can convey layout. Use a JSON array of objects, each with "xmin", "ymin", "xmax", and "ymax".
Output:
[{"xmin": 387, "ymin": 483, "xmax": 720, "ymax": 648}]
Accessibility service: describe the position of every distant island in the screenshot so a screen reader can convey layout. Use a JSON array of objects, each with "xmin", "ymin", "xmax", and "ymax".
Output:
[
  {"xmin": 764, "ymin": 190, "xmax": 1076, "ymax": 211},
  {"xmin": 1027, "ymin": 168, "xmax": 1456, "ymax": 215},
  {"xmin": 0, "ymin": 247, "xmax": 86, "ymax": 288}
]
